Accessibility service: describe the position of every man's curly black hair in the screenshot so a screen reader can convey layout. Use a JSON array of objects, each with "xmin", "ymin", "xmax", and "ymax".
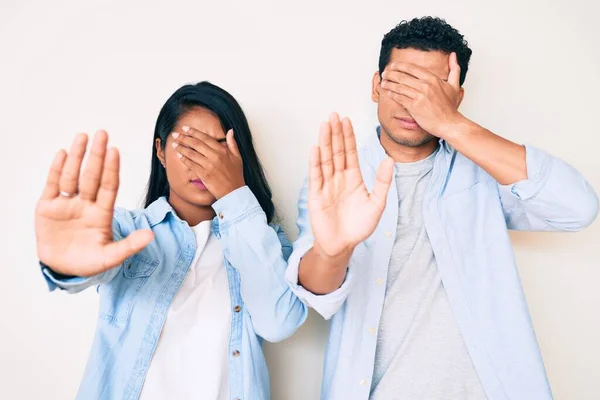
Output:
[{"xmin": 379, "ymin": 17, "xmax": 472, "ymax": 86}]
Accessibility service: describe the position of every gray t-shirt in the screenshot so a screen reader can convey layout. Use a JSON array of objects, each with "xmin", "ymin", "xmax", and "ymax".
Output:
[{"xmin": 370, "ymin": 149, "xmax": 488, "ymax": 400}]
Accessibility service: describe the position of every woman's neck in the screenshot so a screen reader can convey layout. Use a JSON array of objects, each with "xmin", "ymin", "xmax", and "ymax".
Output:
[{"xmin": 167, "ymin": 192, "xmax": 215, "ymax": 227}]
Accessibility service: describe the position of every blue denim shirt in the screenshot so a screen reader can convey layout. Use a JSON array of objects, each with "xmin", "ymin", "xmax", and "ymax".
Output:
[
  {"xmin": 42, "ymin": 186, "xmax": 308, "ymax": 400},
  {"xmin": 286, "ymin": 129, "xmax": 599, "ymax": 400}
]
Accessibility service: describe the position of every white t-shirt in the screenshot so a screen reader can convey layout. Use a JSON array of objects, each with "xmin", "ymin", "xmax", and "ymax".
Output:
[{"xmin": 140, "ymin": 220, "xmax": 231, "ymax": 400}]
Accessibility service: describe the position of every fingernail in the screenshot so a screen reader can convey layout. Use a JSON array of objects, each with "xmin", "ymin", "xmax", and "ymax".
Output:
[
  {"xmin": 177, "ymin": 153, "xmax": 182, "ymax": 158},
  {"xmin": 172, "ymin": 132, "xmax": 179, "ymax": 139},
  {"xmin": 172, "ymin": 142, "xmax": 178, "ymax": 148},
  {"xmin": 182, "ymin": 126, "xmax": 190, "ymax": 133}
]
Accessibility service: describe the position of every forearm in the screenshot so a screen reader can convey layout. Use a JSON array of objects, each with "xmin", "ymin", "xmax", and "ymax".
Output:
[
  {"xmin": 443, "ymin": 117, "xmax": 527, "ymax": 185},
  {"xmin": 298, "ymin": 244, "xmax": 352, "ymax": 295},
  {"xmin": 443, "ymin": 117, "xmax": 598, "ymax": 230},
  {"xmin": 500, "ymin": 145, "xmax": 599, "ymax": 231},
  {"xmin": 225, "ymin": 225, "xmax": 308, "ymax": 341},
  {"xmin": 213, "ymin": 187, "xmax": 308, "ymax": 341}
]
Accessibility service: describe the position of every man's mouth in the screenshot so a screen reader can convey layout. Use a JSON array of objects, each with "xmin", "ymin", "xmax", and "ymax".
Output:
[{"xmin": 394, "ymin": 116, "xmax": 420, "ymax": 130}]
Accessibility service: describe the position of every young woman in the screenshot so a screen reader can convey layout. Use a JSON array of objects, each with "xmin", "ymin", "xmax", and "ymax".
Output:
[{"xmin": 34, "ymin": 81, "xmax": 308, "ymax": 400}]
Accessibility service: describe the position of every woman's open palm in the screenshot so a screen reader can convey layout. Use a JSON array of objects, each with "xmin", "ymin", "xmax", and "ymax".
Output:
[{"xmin": 35, "ymin": 131, "xmax": 154, "ymax": 277}]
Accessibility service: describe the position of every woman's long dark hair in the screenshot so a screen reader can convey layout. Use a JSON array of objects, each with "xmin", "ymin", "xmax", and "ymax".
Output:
[{"xmin": 144, "ymin": 81, "xmax": 275, "ymax": 223}]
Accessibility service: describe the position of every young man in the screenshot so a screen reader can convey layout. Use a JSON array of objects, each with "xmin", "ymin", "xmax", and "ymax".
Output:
[{"xmin": 286, "ymin": 17, "xmax": 598, "ymax": 400}]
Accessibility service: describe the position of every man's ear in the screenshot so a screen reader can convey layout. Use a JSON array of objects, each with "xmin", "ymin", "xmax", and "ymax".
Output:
[
  {"xmin": 456, "ymin": 87, "xmax": 465, "ymax": 108},
  {"xmin": 372, "ymin": 71, "xmax": 382, "ymax": 103}
]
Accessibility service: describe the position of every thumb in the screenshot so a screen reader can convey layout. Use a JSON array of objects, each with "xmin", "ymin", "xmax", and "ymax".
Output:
[
  {"xmin": 226, "ymin": 129, "xmax": 241, "ymax": 158},
  {"xmin": 103, "ymin": 229, "xmax": 154, "ymax": 269},
  {"xmin": 448, "ymin": 52, "xmax": 461, "ymax": 89},
  {"xmin": 369, "ymin": 157, "xmax": 394, "ymax": 210}
]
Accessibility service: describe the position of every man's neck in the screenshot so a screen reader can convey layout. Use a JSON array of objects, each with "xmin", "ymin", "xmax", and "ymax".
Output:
[{"xmin": 380, "ymin": 132, "xmax": 439, "ymax": 163}]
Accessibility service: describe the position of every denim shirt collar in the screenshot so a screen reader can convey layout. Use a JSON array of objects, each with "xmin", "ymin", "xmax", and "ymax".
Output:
[
  {"xmin": 145, "ymin": 196, "xmax": 222, "ymax": 235},
  {"xmin": 145, "ymin": 197, "xmax": 174, "ymax": 227}
]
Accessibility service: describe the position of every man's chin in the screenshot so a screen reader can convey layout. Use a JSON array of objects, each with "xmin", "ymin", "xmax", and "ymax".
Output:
[{"xmin": 385, "ymin": 128, "xmax": 437, "ymax": 148}]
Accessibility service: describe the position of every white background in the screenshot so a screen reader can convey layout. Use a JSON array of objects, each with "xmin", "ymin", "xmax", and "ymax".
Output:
[{"xmin": 0, "ymin": 0, "xmax": 598, "ymax": 399}]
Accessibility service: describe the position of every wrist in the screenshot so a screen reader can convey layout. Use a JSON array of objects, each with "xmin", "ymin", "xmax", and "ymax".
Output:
[
  {"xmin": 436, "ymin": 113, "xmax": 471, "ymax": 141},
  {"xmin": 41, "ymin": 261, "xmax": 78, "ymax": 278},
  {"xmin": 214, "ymin": 180, "xmax": 246, "ymax": 200},
  {"xmin": 314, "ymin": 241, "xmax": 353, "ymax": 266}
]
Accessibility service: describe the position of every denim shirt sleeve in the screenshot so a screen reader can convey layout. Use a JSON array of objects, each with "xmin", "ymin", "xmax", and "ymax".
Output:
[
  {"xmin": 499, "ymin": 144, "xmax": 599, "ymax": 231},
  {"xmin": 284, "ymin": 178, "xmax": 354, "ymax": 320},
  {"xmin": 40, "ymin": 209, "xmax": 127, "ymax": 293},
  {"xmin": 212, "ymin": 185, "xmax": 308, "ymax": 343}
]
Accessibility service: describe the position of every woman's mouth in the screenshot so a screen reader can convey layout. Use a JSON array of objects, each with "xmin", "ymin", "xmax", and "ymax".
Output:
[{"xmin": 191, "ymin": 179, "xmax": 207, "ymax": 190}]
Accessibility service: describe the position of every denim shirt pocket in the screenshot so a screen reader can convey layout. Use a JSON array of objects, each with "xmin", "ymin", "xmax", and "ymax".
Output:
[
  {"xmin": 98, "ymin": 254, "xmax": 159, "ymax": 324},
  {"xmin": 123, "ymin": 254, "xmax": 159, "ymax": 278}
]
